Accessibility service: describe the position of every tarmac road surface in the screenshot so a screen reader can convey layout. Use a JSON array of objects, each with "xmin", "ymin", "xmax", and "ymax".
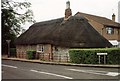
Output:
[{"xmin": 2, "ymin": 60, "xmax": 120, "ymax": 79}]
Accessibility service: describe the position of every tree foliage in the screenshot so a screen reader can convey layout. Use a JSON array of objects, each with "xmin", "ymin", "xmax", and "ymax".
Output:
[{"xmin": 2, "ymin": 0, "xmax": 35, "ymax": 54}]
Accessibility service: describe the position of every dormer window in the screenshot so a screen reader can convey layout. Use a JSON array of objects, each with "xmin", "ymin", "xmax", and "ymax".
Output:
[{"xmin": 106, "ymin": 27, "xmax": 114, "ymax": 35}]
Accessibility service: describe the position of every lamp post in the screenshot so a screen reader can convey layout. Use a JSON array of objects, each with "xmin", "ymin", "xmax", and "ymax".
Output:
[{"xmin": 6, "ymin": 40, "xmax": 11, "ymax": 57}]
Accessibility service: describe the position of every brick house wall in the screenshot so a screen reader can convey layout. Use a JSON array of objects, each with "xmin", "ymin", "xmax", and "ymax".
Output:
[
  {"xmin": 16, "ymin": 44, "xmax": 70, "ymax": 61},
  {"xmin": 16, "ymin": 44, "xmax": 52, "ymax": 60},
  {"xmin": 103, "ymin": 27, "xmax": 120, "ymax": 40},
  {"xmin": 87, "ymin": 18, "xmax": 120, "ymax": 41},
  {"xmin": 52, "ymin": 46, "xmax": 69, "ymax": 62},
  {"xmin": 16, "ymin": 45, "xmax": 36, "ymax": 58},
  {"xmin": 39, "ymin": 44, "xmax": 52, "ymax": 61}
]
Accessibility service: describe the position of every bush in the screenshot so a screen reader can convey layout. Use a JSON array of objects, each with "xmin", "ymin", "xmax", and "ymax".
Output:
[
  {"xmin": 69, "ymin": 48, "xmax": 120, "ymax": 64},
  {"xmin": 27, "ymin": 50, "xmax": 36, "ymax": 59},
  {"xmin": 10, "ymin": 48, "xmax": 16, "ymax": 57}
]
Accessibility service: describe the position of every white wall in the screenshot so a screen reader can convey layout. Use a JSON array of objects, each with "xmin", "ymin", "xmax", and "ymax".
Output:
[{"xmin": 53, "ymin": 46, "xmax": 70, "ymax": 62}]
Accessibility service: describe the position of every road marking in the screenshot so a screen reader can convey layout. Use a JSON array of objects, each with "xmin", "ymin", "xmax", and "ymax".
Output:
[
  {"xmin": 2, "ymin": 64, "xmax": 18, "ymax": 69},
  {"xmin": 106, "ymin": 72, "xmax": 120, "ymax": 76},
  {"xmin": 30, "ymin": 69, "xmax": 73, "ymax": 79},
  {"xmin": 67, "ymin": 69, "xmax": 120, "ymax": 77}
]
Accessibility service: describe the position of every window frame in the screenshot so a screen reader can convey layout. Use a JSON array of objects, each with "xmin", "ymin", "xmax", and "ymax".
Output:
[
  {"xmin": 106, "ymin": 27, "xmax": 114, "ymax": 35},
  {"xmin": 37, "ymin": 44, "xmax": 44, "ymax": 53}
]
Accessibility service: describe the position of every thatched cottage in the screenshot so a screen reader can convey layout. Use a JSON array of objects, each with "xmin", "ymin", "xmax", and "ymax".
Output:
[{"xmin": 15, "ymin": 1, "xmax": 112, "ymax": 61}]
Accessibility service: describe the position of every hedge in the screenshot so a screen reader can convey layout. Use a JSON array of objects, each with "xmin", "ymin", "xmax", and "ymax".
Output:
[
  {"xmin": 69, "ymin": 48, "xmax": 120, "ymax": 64},
  {"xmin": 27, "ymin": 50, "xmax": 36, "ymax": 59},
  {"xmin": 10, "ymin": 48, "xmax": 16, "ymax": 57}
]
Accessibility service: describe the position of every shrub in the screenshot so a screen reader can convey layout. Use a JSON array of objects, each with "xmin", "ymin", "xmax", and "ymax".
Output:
[
  {"xmin": 69, "ymin": 48, "xmax": 120, "ymax": 64},
  {"xmin": 27, "ymin": 50, "xmax": 36, "ymax": 59},
  {"xmin": 10, "ymin": 48, "xmax": 16, "ymax": 57}
]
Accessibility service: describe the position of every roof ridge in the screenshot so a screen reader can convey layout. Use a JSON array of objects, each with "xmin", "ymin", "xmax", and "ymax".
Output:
[
  {"xmin": 30, "ymin": 17, "xmax": 64, "ymax": 28},
  {"xmin": 76, "ymin": 12, "xmax": 108, "ymax": 19},
  {"xmin": 76, "ymin": 12, "xmax": 120, "ymax": 27}
]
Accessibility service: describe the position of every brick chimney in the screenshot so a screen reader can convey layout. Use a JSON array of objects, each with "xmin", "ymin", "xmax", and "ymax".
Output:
[
  {"xmin": 112, "ymin": 13, "xmax": 115, "ymax": 22},
  {"xmin": 64, "ymin": 1, "xmax": 72, "ymax": 20}
]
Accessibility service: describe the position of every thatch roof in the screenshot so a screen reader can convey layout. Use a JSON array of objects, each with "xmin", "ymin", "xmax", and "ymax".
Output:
[
  {"xmin": 76, "ymin": 12, "xmax": 120, "ymax": 28},
  {"xmin": 15, "ymin": 16, "xmax": 112, "ymax": 48}
]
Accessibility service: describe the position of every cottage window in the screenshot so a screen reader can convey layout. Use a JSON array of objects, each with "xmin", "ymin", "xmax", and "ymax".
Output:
[
  {"xmin": 106, "ymin": 27, "xmax": 114, "ymax": 34},
  {"xmin": 55, "ymin": 47, "xmax": 58, "ymax": 51},
  {"xmin": 37, "ymin": 44, "xmax": 44, "ymax": 52}
]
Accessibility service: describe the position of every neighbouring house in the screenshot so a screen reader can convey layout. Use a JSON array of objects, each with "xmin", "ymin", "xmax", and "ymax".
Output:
[
  {"xmin": 15, "ymin": 1, "xmax": 112, "ymax": 61},
  {"xmin": 75, "ymin": 12, "xmax": 120, "ymax": 47}
]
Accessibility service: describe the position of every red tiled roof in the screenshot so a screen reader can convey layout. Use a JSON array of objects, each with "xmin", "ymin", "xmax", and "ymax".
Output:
[{"xmin": 76, "ymin": 12, "xmax": 120, "ymax": 28}]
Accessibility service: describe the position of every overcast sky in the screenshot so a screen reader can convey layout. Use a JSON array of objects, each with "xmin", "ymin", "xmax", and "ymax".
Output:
[{"xmin": 23, "ymin": 0, "xmax": 120, "ymax": 29}]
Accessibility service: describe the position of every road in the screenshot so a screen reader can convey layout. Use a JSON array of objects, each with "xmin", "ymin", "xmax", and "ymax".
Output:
[{"xmin": 2, "ymin": 60, "xmax": 120, "ymax": 79}]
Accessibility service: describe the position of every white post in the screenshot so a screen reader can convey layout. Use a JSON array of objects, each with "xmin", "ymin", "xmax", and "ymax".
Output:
[
  {"xmin": 104, "ymin": 55, "xmax": 106, "ymax": 64},
  {"xmin": 98, "ymin": 55, "xmax": 100, "ymax": 64},
  {"xmin": 6, "ymin": 40, "xmax": 11, "ymax": 57}
]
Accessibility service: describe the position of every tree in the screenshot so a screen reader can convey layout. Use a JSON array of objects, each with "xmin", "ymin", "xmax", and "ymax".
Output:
[{"xmin": 2, "ymin": 0, "xmax": 35, "ymax": 54}]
